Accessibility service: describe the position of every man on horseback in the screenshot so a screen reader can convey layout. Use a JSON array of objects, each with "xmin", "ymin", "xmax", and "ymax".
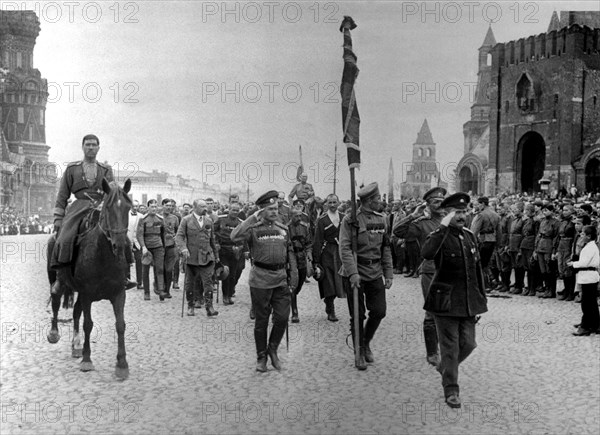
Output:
[{"xmin": 49, "ymin": 134, "xmax": 136, "ymax": 294}]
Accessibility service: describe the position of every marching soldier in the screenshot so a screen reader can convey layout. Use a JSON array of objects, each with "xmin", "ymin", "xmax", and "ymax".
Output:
[
  {"xmin": 214, "ymin": 202, "xmax": 244, "ymax": 305},
  {"xmin": 49, "ymin": 134, "xmax": 136, "ymax": 294},
  {"xmin": 534, "ymin": 204, "xmax": 560, "ymax": 298},
  {"xmin": 137, "ymin": 199, "xmax": 167, "ymax": 301},
  {"xmin": 288, "ymin": 208, "xmax": 313, "ymax": 323},
  {"xmin": 339, "ymin": 182, "xmax": 393, "ymax": 370},
  {"xmin": 231, "ymin": 190, "xmax": 298, "ymax": 372},
  {"xmin": 393, "ymin": 186, "xmax": 447, "ymax": 368},
  {"xmin": 176, "ymin": 199, "xmax": 220, "ymax": 317},
  {"xmin": 555, "ymin": 204, "xmax": 576, "ymax": 301},
  {"xmin": 161, "ymin": 198, "xmax": 179, "ymax": 298},
  {"xmin": 421, "ymin": 192, "xmax": 488, "ymax": 409}
]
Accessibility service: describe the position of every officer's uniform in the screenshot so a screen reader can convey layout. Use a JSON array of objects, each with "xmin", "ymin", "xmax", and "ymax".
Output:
[
  {"xmin": 277, "ymin": 202, "xmax": 291, "ymax": 224},
  {"xmin": 51, "ymin": 160, "xmax": 114, "ymax": 268},
  {"xmin": 555, "ymin": 212, "xmax": 576, "ymax": 300},
  {"xmin": 393, "ymin": 186, "xmax": 446, "ymax": 366},
  {"xmin": 288, "ymin": 214, "xmax": 312, "ymax": 323},
  {"xmin": 519, "ymin": 212, "xmax": 539, "ymax": 296},
  {"xmin": 214, "ymin": 213, "xmax": 244, "ymax": 304},
  {"xmin": 137, "ymin": 212, "xmax": 166, "ymax": 299},
  {"xmin": 288, "ymin": 181, "xmax": 314, "ymax": 203},
  {"xmin": 421, "ymin": 192, "xmax": 488, "ymax": 409},
  {"xmin": 339, "ymin": 182, "xmax": 393, "ymax": 370},
  {"xmin": 162, "ymin": 212, "xmax": 179, "ymax": 296},
  {"xmin": 508, "ymin": 209, "xmax": 525, "ymax": 293},
  {"xmin": 470, "ymin": 198, "xmax": 501, "ymax": 289},
  {"xmin": 230, "ymin": 190, "xmax": 298, "ymax": 372},
  {"xmin": 534, "ymin": 206, "xmax": 560, "ymax": 297}
]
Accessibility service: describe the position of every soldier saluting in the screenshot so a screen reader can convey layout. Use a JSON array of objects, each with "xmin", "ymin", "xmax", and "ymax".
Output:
[
  {"xmin": 231, "ymin": 190, "xmax": 298, "ymax": 372},
  {"xmin": 393, "ymin": 186, "xmax": 446, "ymax": 368},
  {"xmin": 339, "ymin": 182, "xmax": 393, "ymax": 370},
  {"xmin": 49, "ymin": 134, "xmax": 136, "ymax": 293}
]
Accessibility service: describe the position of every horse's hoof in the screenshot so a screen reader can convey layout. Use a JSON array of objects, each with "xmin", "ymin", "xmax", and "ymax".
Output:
[
  {"xmin": 80, "ymin": 361, "xmax": 95, "ymax": 372},
  {"xmin": 47, "ymin": 331, "xmax": 60, "ymax": 344},
  {"xmin": 115, "ymin": 366, "xmax": 129, "ymax": 380},
  {"xmin": 72, "ymin": 348, "xmax": 83, "ymax": 358}
]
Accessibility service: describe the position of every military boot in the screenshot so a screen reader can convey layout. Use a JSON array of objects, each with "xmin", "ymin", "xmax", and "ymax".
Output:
[
  {"xmin": 424, "ymin": 326, "xmax": 440, "ymax": 367},
  {"xmin": 291, "ymin": 294, "xmax": 299, "ymax": 323},
  {"xmin": 256, "ymin": 351, "xmax": 268, "ymax": 372},
  {"xmin": 205, "ymin": 292, "xmax": 219, "ymax": 317},
  {"xmin": 267, "ymin": 343, "xmax": 282, "ymax": 370},
  {"xmin": 364, "ymin": 342, "xmax": 374, "ymax": 363}
]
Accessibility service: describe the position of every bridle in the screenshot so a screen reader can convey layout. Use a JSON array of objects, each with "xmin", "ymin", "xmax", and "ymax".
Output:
[{"xmin": 98, "ymin": 190, "xmax": 130, "ymax": 247}]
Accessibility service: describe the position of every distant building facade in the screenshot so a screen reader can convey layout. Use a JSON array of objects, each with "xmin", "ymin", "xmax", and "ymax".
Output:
[
  {"xmin": 457, "ymin": 11, "xmax": 600, "ymax": 195},
  {"xmin": 0, "ymin": 11, "xmax": 56, "ymax": 216},
  {"xmin": 400, "ymin": 119, "xmax": 447, "ymax": 199}
]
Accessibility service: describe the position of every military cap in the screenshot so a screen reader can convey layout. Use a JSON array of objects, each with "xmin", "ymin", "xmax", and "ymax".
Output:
[
  {"xmin": 581, "ymin": 204, "xmax": 593, "ymax": 214},
  {"xmin": 562, "ymin": 198, "xmax": 573, "ymax": 205},
  {"xmin": 543, "ymin": 203, "xmax": 555, "ymax": 212},
  {"xmin": 182, "ymin": 203, "xmax": 192, "ymax": 208},
  {"xmin": 357, "ymin": 182, "xmax": 380, "ymax": 201},
  {"xmin": 477, "ymin": 196, "xmax": 489, "ymax": 206},
  {"xmin": 440, "ymin": 192, "xmax": 470, "ymax": 210},
  {"xmin": 293, "ymin": 199, "xmax": 305, "ymax": 207},
  {"xmin": 423, "ymin": 187, "xmax": 446, "ymax": 202},
  {"xmin": 256, "ymin": 190, "xmax": 279, "ymax": 208}
]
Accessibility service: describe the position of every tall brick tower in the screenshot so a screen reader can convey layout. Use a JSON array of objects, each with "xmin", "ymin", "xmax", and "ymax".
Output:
[{"xmin": 0, "ymin": 11, "xmax": 55, "ymax": 216}]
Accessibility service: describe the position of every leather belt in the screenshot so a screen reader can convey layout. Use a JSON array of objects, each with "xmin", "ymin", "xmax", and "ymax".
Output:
[
  {"xmin": 254, "ymin": 261, "xmax": 286, "ymax": 271},
  {"xmin": 357, "ymin": 257, "xmax": 380, "ymax": 266},
  {"xmin": 576, "ymin": 267, "xmax": 597, "ymax": 271}
]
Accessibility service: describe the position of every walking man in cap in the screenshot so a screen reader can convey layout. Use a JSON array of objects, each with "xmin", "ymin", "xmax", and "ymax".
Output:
[
  {"xmin": 231, "ymin": 190, "xmax": 298, "ymax": 372},
  {"xmin": 339, "ymin": 182, "xmax": 393, "ymax": 370},
  {"xmin": 393, "ymin": 186, "xmax": 447, "ymax": 368},
  {"xmin": 534, "ymin": 204, "xmax": 560, "ymax": 298},
  {"xmin": 421, "ymin": 192, "xmax": 488, "ymax": 409}
]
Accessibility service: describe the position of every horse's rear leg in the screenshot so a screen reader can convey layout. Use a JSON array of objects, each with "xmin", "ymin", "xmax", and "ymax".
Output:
[
  {"xmin": 80, "ymin": 299, "xmax": 95, "ymax": 372},
  {"xmin": 111, "ymin": 290, "xmax": 129, "ymax": 379},
  {"xmin": 46, "ymin": 293, "xmax": 61, "ymax": 343},
  {"xmin": 71, "ymin": 297, "xmax": 83, "ymax": 358}
]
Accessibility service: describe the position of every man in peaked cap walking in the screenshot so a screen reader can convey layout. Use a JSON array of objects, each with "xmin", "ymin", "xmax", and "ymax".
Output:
[{"xmin": 339, "ymin": 182, "xmax": 393, "ymax": 370}]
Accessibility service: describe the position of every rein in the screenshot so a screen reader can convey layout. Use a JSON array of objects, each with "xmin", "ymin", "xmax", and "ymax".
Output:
[{"xmin": 97, "ymin": 192, "xmax": 129, "ymax": 245}]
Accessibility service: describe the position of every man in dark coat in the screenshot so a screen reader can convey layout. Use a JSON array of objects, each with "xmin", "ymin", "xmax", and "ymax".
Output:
[
  {"xmin": 312, "ymin": 194, "xmax": 345, "ymax": 322},
  {"xmin": 421, "ymin": 192, "xmax": 488, "ymax": 409}
]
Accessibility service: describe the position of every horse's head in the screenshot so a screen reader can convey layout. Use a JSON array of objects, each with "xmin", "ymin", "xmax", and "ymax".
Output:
[{"xmin": 100, "ymin": 178, "xmax": 133, "ymax": 256}]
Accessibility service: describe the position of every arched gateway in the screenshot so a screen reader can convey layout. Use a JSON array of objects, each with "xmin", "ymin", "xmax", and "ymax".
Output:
[
  {"xmin": 516, "ymin": 132, "xmax": 545, "ymax": 193},
  {"xmin": 585, "ymin": 157, "xmax": 600, "ymax": 193},
  {"xmin": 459, "ymin": 166, "xmax": 478, "ymax": 194}
]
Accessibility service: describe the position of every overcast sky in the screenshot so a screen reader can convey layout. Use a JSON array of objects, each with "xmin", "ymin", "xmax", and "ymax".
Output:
[{"xmin": 18, "ymin": 0, "xmax": 597, "ymax": 199}]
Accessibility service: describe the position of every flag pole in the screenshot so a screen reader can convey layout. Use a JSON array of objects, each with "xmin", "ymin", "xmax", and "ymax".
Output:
[{"xmin": 340, "ymin": 15, "xmax": 361, "ymax": 369}]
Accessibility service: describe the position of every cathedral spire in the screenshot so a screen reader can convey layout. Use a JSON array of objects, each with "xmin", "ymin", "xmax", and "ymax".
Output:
[
  {"xmin": 481, "ymin": 25, "xmax": 496, "ymax": 47},
  {"xmin": 416, "ymin": 119, "xmax": 435, "ymax": 144},
  {"xmin": 548, "ymin": 10, "xmax": 561, "ymax": 32}
]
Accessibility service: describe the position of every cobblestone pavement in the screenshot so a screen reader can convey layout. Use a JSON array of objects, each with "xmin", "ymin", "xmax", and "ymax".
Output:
[{"xmin": 1, "ymin": 234, "xmax": 599, "ymax": 434}]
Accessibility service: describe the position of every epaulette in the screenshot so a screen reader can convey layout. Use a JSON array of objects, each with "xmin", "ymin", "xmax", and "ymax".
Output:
[
  {"xmin": 299, "ymin": 221, "xmax": 309, "ymax": 227},
  {"xmin": 274, "ymin": 221, "xmax": 289, "ymax": 230},
  {"xmin": 414, "ymin": 216, "xmax": 428, "ymax": 223},
  {"xmin": 67, "ymin": 161, "xmax": 82, "ymax": 167},
  {"xmin": 463, "ymin": 227, "xmax": 474, "ymax": 235},
  {"xmin": 155, "ymin": 214, "xmax": 164, "ymax": 220},
  {"xmin": 97, "ymin": 161, "xmax": 112, "ymax": 169},
  {"xmin": 301, "ymin": 212, "xmax": 308, "ymax": 217},
  {"xmin": 372, "ymin": 211, "xmax": 385, "ymax": 217},
  {"xmin": 237, "ymin": 217, "xmax": 243, "ymax": 223},
  {"xmin": 217, "ymin": 214, "xmax": 228, "ymax": 219}
]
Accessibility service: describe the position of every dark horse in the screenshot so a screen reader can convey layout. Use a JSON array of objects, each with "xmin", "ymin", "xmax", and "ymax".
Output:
[{"xmin": 46, "ymin": 178, "xmax": 132, "ymax": 379}]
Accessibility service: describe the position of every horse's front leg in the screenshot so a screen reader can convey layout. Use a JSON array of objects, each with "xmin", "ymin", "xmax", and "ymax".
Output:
[
  {"xmin": 46, "ymin": 293, "xmax": 61, "ymax": 343},
  {"xmin": 80, "ymin": 299, "xmax": 95, "ymax": 372},
  {"xmin": 111, "ymin": 289, "xmax": 129, "ymax": 379},
  {"xmin": 71, "ymin": 296, "xmax": 83, "ymax": 358}
]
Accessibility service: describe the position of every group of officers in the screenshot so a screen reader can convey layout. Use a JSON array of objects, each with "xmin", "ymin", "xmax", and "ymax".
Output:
[{"xmin": 57, "ymin": 134, "xmax": 599, "ymax": 409}]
